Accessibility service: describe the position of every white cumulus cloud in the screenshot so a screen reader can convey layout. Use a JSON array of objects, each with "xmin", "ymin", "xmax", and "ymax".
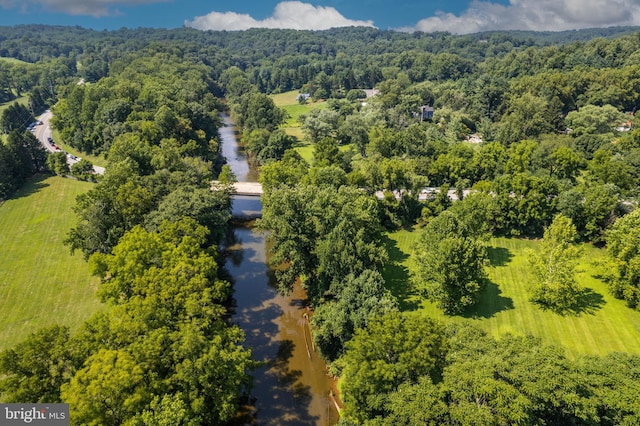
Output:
[
  {"xmin": 185, "ymin": 1, "xmax": 375, "ymax": 31},
  {"xmin": 412, "ymin": 0, "xmax": 640, "ymax": 34},
  {"xmin": 0, "ymin": 0, "xmax": 170, "ymax": 17}
]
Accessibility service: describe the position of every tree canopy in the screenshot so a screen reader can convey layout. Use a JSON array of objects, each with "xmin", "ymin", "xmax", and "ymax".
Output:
[{"xmin": 412, "ymin": 211, "xmax": 488, "ymax": 314}]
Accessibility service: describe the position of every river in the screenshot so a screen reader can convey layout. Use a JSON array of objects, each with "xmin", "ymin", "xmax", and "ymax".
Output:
[{"xmin": 220, "ymin": 114, "xmax": 340, "ymax": 425}]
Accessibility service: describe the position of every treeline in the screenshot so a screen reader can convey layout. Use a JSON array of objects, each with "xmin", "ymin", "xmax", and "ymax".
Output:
[
  {"xmin": 0, "ymin": 129, "xmax": 46, "ymax": 199},
  {"xmin": 3, "ymin": 25, "xmax": 640, "ymax": 95},
  {"xmin": 0, "ymin": 102, "xmax": 46, "ymax": 199},
  {"xmin": 0, "ymin": 219, "xmax": 254, "ymax": 424},
  {"xmin": 52, "ymin": 52, "xmax": 221, "ymax": 156},
  {"xmin": 59, "ymin": 51, "xmax": 230, "ymax": 257},
  {"xmin": 0, "ymin": 56, "xmax": 73, "ymax": 108}
]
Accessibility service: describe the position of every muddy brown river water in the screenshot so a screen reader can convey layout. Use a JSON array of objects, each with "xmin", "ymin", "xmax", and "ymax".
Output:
[{"xmin": 220, "ymin": 116, "xmax": 339, "ymax": 425}]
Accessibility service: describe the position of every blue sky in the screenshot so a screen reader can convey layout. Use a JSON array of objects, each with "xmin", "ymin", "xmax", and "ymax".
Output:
[{"xmin": 0, "ymin": 1, "xmax": 639, "ymax": 34}]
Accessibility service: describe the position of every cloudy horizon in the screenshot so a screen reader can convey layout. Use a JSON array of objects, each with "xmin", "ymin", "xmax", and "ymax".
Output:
[
  {"xmin": 1, "ymin": 0, "xmax": 640, "ymax": 34},
  {"xmin": 184, "ymin": 1, "xmax": 640, "ymax": 34}
]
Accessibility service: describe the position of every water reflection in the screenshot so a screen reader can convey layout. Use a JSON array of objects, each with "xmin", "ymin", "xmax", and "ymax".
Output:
[
  {"xmin": 224, "ymin": 226, "xmax": 339, "ymax": 425},
  {"xmin": 232, "ymin": 195, "xmax": 262, "ymax": 220},
  {"xmin": 220, "ymin": 114, "xmax": 253, "ymax": 182}
]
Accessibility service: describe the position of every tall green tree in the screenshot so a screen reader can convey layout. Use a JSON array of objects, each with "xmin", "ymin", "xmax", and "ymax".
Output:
[
  {"xmin": 311, "ymin": 270, "xmax": 398, "ymax": 361},
  {"xmin": 340, "ymin": 313, "xmax": 447, "ymax": 423},
  {"xmin": 604, "ymin": 208, "xmax": 640, "ymax": 308},
  {"xmin": 412, "ymin": 211, "xmax": 487, "ymax": 314},
  {"xmin": 0, "ymin": 103, "xmax": 33, "ymax": 132},
  {"xmin": 301, "ymin": 108, "xmax": 339, "ymax": 143},
  {"xmin": 73, "ymin": 219, "xmax": 254, "ymax": 425},
  {"xmin": 7, "ymin": 130, "xmax": 47, "ymax": 176},
  {"xmin": 0, "ymin": 326, "xmax": 75, "ymax": 403},
  {"xmin": 528, "ymin": 214, "xmax": 582, "ymax": 312},
  {"xmin": 313, "ymin": 137, "xmax": 343, "ymax": 167},
  {"xmin": 62, "ymin": 349, "xmax": 149, "ymax": 426},
  {"xmin": 70, "ymin": 158, "xmax": 95, "ymax": 180},
  {"xmin": 47, "ymin": 151, "xmax": 69, "ymax": 176},
  {"xmin": 259, "ymin": 185, "xmax": 387, "ymax": 301},
  {"xmin": 0, "ymin": 142, "xmax": 16, "ymax": 198},
  {"xmin": 234, "ymin": 92, "xmax": 285, "ymax": 133},
  {"xmin": 258, "ymin": 149, "xmax": 309, "ymax": 190},
  {"xmin": 565, "ymin": 104, "xmax": 627, "ymax": 136},
  {"xmin": 491, "ymin": 172, "xmax": 558, "ymax": 236}
]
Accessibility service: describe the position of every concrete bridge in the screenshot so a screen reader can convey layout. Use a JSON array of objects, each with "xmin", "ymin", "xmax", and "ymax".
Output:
[
  {"xmin": 211, "ymin": 181, "xmax": 263, "ymax": 196},
  {"xmin": 212, "ymin": 181, "xmax": 472, "ymax": 202}
]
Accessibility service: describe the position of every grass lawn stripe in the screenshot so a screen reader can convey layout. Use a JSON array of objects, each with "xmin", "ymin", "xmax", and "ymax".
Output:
[
  {"xmin": 385, "ymin": 230, "xmax": 640, "ymax": 358},
  {"xmin": 0, "ymin": 175, "xmax": 103, "ymax": 350}
]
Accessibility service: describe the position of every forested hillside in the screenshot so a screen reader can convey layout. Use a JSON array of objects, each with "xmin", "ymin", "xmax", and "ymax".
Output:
[{"xmin": 2, "ymin": 24, "xmax": 640, "ymax": 424}]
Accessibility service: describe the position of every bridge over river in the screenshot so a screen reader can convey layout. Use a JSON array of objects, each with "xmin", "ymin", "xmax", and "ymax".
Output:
[
  {"xmin": 211, "ymin": 181, "xmax": 263, "ymax": 196},
  {"xmin": 212, "ymin": 180, "xmax": 472, "ymax": 201}
]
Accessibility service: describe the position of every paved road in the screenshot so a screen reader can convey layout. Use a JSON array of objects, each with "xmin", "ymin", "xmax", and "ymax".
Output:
[
  {"xmin": 33, "ymin": 110, "xmax": 56, "ymax": 153},
  {"xmin": 33, "ymin": 110, "xmax": 105, "ymax": 175}
]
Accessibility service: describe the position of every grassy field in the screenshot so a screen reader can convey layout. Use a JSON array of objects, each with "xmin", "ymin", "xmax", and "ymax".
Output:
[
  {"xmin": 271, "ymin": 90, "xmax": 328, "ymax": 162},
  {"xmin": 383, "ymin": 229, "xmax": 640, "ymax": 358},
  {"xmin": 270, "ymin": 91, "xmax": 362, "ymax": 164},
  {"xmin": 272, "ymin": 90, "xmax": 327, "ymax": 128},
  {"xmin": 0, "ymin": 95, "xmax": 29, "ymax": 115},
  {"xmin": 0, "ymin": 57, "xmax": 30, "ymax": 65},
  {"xmin": 0, "ymin": 175, "xmax": 103, "ymax": 350}
]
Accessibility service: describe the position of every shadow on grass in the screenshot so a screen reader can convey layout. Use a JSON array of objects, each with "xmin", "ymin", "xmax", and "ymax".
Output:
[
  {"xmin": 572, "ymin": 287, "xmax": 606, "ymax": 315},
  {"xmin": 536, "ymin": 287, "xmax": 606, "ymax": 316},
  {"xmin": 381, "ymin": 234, "xmax": 420, "ymax": 311},
  {"xmin": 487, "ymin": 246, "xmax": 514, "ymax": 267},
  {"xmin": 5, "ymin": 173, "xmax": 50, "ymax": 202},
  {"xmin": 463, "ymin": 279, "xmax": 514, "ymax": 318}
]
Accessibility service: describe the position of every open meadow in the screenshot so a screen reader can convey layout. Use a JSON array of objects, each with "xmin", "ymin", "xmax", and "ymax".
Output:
[
  {"xmin": 272, "ymin": 90, "xmax": 327, "ymax": 162},
  {"xmin": 0, "ymin": 175, "xmax": 102, "ymax": 350},
  {"xmin": 272, "ymin": 90, "xmax": 357, "ymax": 163},
  {"xmin": 384, "ymin": 229, "xmax": 640, "ymax": 358},
  {"xmin": 0, "ymin": 57, "xmax": 30, "ymax": 65}
]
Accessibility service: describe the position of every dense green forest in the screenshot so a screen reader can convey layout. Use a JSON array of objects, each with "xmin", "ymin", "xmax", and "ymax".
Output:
[{"xmin": 2, "ymin": 24, "xmax": 640, "ymax": 424}]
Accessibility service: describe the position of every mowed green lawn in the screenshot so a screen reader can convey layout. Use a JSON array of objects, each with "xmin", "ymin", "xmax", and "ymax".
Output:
[
  {"xmin": 0, "ymin": 95, "xmax": 29, "ymax": 115},
  {"xmin": 0, "ymin": 175, "xmax": 103, "ymax": 350},
  {"xmin": 384, "ymin": 230, "xmax": 640, "ymax": 358},
  {"xmin": 0, "ymin": 57, "xmax": 30, "ymax": 65},
  {"xmin": 272, "ymin": 90, "xmax": 328, "ymax": 163},
  {"xmin": 271, "ymin": 91, "xmax": 359, "ymax": 164}
]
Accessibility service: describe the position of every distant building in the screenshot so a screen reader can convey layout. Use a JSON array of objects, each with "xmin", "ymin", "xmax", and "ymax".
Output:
[
  {"xmin": 419, "ymin": 105, "xmax": 434, "ymax": 121},
  {"xmin": 615, "ymin": 120, "xmax": 632, "ymax": 132},
  {"xmin": 297, "ymin": 93, "xmax": 311, "ymax": 103}
]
